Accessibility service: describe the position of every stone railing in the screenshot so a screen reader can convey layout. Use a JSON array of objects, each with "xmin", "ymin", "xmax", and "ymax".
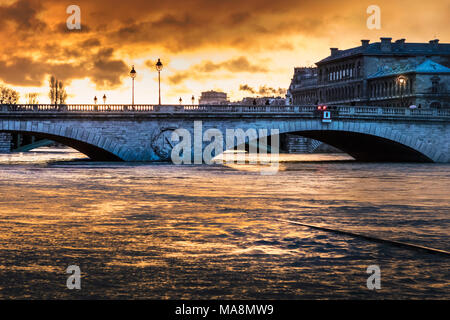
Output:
[{"xmin": 1, "ymin": 104, "xmax": 449, "ymax": 118}]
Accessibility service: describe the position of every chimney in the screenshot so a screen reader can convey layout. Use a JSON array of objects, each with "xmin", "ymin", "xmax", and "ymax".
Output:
[
  {"xmin": 395, "ymin": 38, "xmax": 405, "ymax": 49},
  {"xmin": 429, "ymin": 39, "xmax": 440, "ymax": 50},
  {"xmin": 380, "ymin": 37, "xmax": 392, "ymax": 52},
  {"xmin": 330, "ymin": 48, "xmax": 339, "ymax": 56},
  {"xmin": 361, "ymin": 40, "xmax": 370, "ymax": 48}
]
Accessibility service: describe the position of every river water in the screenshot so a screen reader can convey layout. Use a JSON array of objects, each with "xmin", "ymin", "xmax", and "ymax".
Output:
[{"xmin": 0, "ymin": 148, "xmax": 448, "ymax": 299}]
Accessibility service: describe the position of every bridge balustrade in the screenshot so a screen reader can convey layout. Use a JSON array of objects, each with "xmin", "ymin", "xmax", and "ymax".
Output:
[
  {"xmin": 383, "ymin": 108, "xmax": 406, "ymax": 115},
  {"xmin": 335, "ymin": 107, "xmax": 351, "ymax": 114},
  {"xmin": 355, "ymin": 107, "xmax": 378, "ymax": 114},
  {"xmin": 437, "ymin": 109, "xmax": 450, "ymax": 116},
  {"xmin": 297, "ymin": 106, "xmax": 317, "ymax": 113},
  {"xmin": 1, "ymin": 104, "xmax": 449, "ymax": 119},
  {"xmin": 410, "ymin": 109, "xmax": 436, "ymax": 116}
]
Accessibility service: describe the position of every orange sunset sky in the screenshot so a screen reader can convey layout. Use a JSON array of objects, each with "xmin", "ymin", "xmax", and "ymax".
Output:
[{"xmin": 0, "ymin": 0, "xmax": 448, "ymax": 104}]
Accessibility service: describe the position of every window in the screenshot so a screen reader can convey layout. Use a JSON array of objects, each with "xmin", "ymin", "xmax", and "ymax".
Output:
[
  {"xmin": 431, "ymin": 76, "xmax": 440, "ymax": 94},
  {"xmin": 430, "ymin": 102, "xmax": 441, "ymax": 108}
]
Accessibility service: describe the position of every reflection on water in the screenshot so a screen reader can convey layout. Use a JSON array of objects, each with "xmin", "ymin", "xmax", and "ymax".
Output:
[
  {"xmin": 0, "ymin": 147, "xmax": 88, "ymax": 164},
  {"xmin": 0, "ymin": 147, "xmax": 448, "ymax": 299}
]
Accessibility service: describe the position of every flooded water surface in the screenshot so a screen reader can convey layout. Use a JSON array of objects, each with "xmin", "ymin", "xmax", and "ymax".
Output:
[{"xmin": 0, "ymin": 148, "xmax": 448, "ymax": 299}]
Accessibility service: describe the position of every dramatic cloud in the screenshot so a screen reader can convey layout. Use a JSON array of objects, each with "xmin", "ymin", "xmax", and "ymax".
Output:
[{"xmin": 0, "ymin": 0, "xmax": 447, "ymax": 102}]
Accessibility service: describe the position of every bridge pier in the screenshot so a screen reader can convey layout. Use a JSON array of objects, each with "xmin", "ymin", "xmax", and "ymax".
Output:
[
  {"xmin": 0, "ymin": 132, "xmax": 12, "ymax": 153},
  {"xmin": 281, "ymin": 134, "xmax": 341, "ymax": 154}
]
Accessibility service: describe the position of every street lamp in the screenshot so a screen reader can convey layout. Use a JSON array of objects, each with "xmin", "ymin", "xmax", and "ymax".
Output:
[
  {"xmin": 130, "ymin": 65, "xmax": 136, "ymax": 106},
  {"xmin": 94, "ymin": 96, "xmax": 97, "ymax": 104},
  {"xmin": 179, "ymin": 97, "xmax": 182, "ymax": 105},
  {"xmin": 191, "ymin": 95, "xmax": 195, "ymax": 105},
  {"xmin": 397, "ymin": 75, "xmax": 407, "ymax": 107},
  {"xmin": 103, "ymin": 94, "xmax": 106, "ymax": 104},
  {"xmin": 155, "ymin": 58, "xmax": 163, "ymax": 105}
]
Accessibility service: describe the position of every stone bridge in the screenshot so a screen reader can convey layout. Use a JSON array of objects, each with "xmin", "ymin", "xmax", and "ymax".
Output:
[{"xmin": 0, "ymin": 104, "xmax": 449, "ymax": 163}]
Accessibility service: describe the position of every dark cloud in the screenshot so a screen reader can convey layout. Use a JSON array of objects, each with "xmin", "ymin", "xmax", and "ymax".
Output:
[
  {"xmin": 258, "ymin": 85, "xmax": 286, "ymax": 96},
  {"xmin": 0, "ymin": 47, "xmax": 127, "ymax": 89},
  {"xmin": 240, "ymin": 84, "xmax": 286, "ymax": 96},
  {"xmin": 90, "ymin": 48, "xmax": 128, "ymax": 88},
  {"xmin": 239, "ymin": 84, "xmax": 256, "ymax": 94},
  {"xmin": 89, "ymin": 0, "xmax": 345, "ymax": 52},
  {"xmin": 0, "ymin": 57, "xmax": 47, "ymax": 86},
  {"xmin": 0, "ymin": 0, "xmax": 46, "ymax": 29},
  {"xmin": 0, "ymin": 55, "xmax": 87, "ymax": 86},
  {"xmin": 112, "ymin": 13, "xmax": 211, "ymax": 51}
]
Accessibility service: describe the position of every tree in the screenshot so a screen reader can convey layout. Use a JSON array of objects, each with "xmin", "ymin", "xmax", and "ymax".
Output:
[
  {"xmin": 49, "ymin": 76, "xmax": 67, "ymax": 104},
  {"xmin": 49, "ymin": 76, "xmax": 57, "ymax": 104},
  {"xmin": 25, "ymin": 93, "xmax": 40, "ymax": 104},
  {"xmin": 0, "ymin": 85, "xmax": 20, "ymax": 104},
  {"xmin": 58, "ymin": 81, "xmax": 68, "ymax": 104}
]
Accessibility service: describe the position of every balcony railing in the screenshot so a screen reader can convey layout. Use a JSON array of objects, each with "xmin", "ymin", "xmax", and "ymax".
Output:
[{"xmin": 1, "ymin": 104, "xmax": 449, "ymax": 118}]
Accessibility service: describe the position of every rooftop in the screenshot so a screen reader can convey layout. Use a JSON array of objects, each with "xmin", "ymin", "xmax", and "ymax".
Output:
[
  {"xmin": 317, "ymin": 38, "xmax": 450, "ymax": 65},
  {"xmin": 367, "ymin": 59, "xmax": 450, "ymax": 79}
]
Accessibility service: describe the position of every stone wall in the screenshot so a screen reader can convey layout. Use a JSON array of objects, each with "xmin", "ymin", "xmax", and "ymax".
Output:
[{"xmin": 0, "ymin": 114, "xmax": 448, "ymax": 162}]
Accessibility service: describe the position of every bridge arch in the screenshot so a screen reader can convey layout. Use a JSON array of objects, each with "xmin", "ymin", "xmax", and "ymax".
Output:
[
  {"xmin": 291, "ymin": 130, "xmax": 432, "ymax": 162},
  {"xmin": 0, "ymin": 121, "xmax": 124, "ymax": 161},
  {"xmin": 236, "ymin": 120, "xmax": 441, "ymax": 163}
]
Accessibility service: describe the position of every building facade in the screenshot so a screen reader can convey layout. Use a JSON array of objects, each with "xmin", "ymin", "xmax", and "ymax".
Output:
[
  {"xmin": 288, "ymin": 38, "xmax": 450, "ymax": 108},
  {"xmin": 287, "ymin": 67, "xmax": 318, "ymax": 105}
]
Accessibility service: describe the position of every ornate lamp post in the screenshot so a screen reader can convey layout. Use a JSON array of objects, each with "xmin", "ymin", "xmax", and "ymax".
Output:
[
  {"xmin": 397, "ymin": 75, "xmax": 407, "ymax": 107},
  {"xmin": 94, "ymin": 96, "xmax": 97, "ymax": 104},
  {"xmin": 130, "ymin": 65, "xmax": 136, "ymax": 106},
  {"xmin": 155, "ymin": 59, "xmax": 163, "ymax": 105},
  {"xmin": 179, "ymin": 97, "xmax": 182, "ymax": 105},
  {"xmin": 191, "ymin": 95, "xmax": 195, "ymax": 105},
  {"xmin": 103, "ymin": 94, "xmax": 106, "ymax": 104}
]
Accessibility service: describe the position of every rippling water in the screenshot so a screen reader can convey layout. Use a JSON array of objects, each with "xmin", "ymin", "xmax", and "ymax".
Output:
[{"xmin": 0, "ymin": 148, "xmax": 448, "ymax": 299}]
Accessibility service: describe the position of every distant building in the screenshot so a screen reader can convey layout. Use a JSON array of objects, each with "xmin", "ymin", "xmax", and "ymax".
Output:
[
  {"xmin": 288, "ymin": 38, "xmax": 450, "ymax": 108},
  {"xmin": 199, "ymin": 91, "xmax": 229, "ymax": 105},
  {"xmin": 238, "ymin": 96, "xmax": 286, "ymax": 105}
]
